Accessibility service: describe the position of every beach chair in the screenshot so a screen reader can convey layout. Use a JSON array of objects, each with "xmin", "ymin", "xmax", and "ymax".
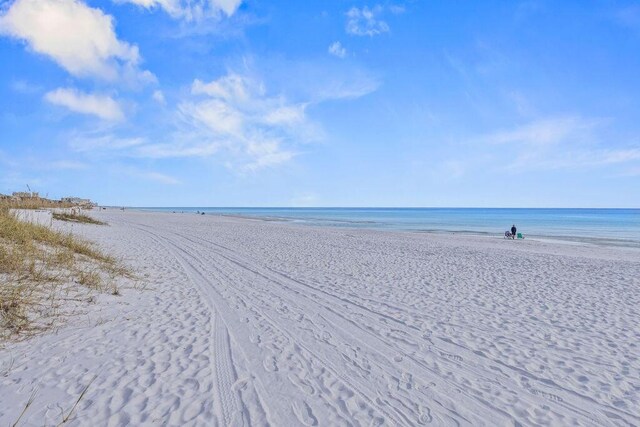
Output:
[{"xmin": 517, "ymin": 233, "xmax": 524, "ymax": 239}]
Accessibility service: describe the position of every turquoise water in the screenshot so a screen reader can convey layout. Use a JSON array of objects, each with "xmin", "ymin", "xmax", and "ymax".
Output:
[{"xmin": 137, "ymin": 207, "xmax": 640, "ymax": 247}]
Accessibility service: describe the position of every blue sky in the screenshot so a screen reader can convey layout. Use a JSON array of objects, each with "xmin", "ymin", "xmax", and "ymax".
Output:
[{"xmin": 1, "ymin": 0, "xmax": 639, "ymax": 207}]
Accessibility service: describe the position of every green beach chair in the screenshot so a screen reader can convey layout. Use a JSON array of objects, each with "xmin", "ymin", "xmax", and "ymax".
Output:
[{"xmin": 517, "ymin": 233, "xmax": 524, "ymax": 239}]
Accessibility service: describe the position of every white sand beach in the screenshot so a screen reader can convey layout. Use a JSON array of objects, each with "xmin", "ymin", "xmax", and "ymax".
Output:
[{"xmin": 1, "ymin": 209, "xmax": 639, "ymax": 426}]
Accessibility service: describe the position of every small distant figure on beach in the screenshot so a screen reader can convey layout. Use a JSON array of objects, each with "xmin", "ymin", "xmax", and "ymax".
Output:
[{"xmin": 510, "ymin": 224, "xmax": 517, "ymax": 240}]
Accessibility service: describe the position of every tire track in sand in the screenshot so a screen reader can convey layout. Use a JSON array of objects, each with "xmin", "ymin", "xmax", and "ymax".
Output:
[
  {"xmin": 120, "ymin": 220, "xmax": 250, "ymax": 426},
  {"xmin": 130, "ymin": 221, "xmax": 399, "ymax": 425}
]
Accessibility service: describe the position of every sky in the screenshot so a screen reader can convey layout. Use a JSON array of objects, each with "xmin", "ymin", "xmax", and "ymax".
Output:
[{"xmin": 1, "ymin": 0, "xmax": 640, "ymax": 207}]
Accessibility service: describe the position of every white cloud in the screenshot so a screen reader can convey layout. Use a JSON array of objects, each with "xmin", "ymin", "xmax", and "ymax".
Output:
[
  {"xmin": 191, "ymin": 74, "xmax": 258, "ymax": 101},
  {"xmin": 152, "ymin": 89, "xmax": 166, "ymax": 104},
  {"xmin": 243, "ymin": 139, "xmax": 295, "ymax": 171},
  {"xmin": 328, "ymin": 41, "xmax": 347, "ymax": 58},
  {"xmin": 180, "ymin": 99, "xmax": 245, "ymax": 136},
  {"xmin": 44, "ymin": 88, "xmax": 124, "ymax": 121},
  {"xmin": 62, "ymin": 66, "xmax": 378, "ymax": 171},
  {"xmin": 0, "ymin": 0, "xmax": 152, "ymax": 82},
  {"xmin": 209, "ymin": 0, "xmax": 242, "ymax": 16},
  {"xmin": 262, "ymin": 105, "xmax": 306, "ymax": 126},
  {"xmin": 170, "ymin": 73, "xmax": 313, "ymax": 169},
  {"xmin": 346, "ymin": 5, "xmax": 389, "ymax": 36},
  {"xmin": 117, "ymin": 0, "xmax": 242, "ymax": 21}
]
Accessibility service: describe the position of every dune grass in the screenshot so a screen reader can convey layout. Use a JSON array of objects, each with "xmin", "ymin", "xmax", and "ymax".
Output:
[
  {"xmin": 0, "ymin": 205, "xmax": 128, "ymax": 341},
  {"xmin": 0, "ymin": 198, "xmax": 76, "ymax": 210},
  {"xmin": 53, "ymin": 212, "xmax": 106, "ymax": 225}
]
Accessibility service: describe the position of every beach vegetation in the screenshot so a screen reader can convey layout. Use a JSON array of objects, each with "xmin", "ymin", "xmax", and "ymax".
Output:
[
  {"xmin": 52, "ymin": 212, "xmax": 106, "ymax": 225},
  {"xmin": 0, "ymin": 203, "xmax": 129, "ymax": 341}
]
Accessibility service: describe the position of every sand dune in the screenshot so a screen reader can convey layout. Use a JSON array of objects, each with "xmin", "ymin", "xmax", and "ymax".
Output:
[{"xmin": 1, "ymin": 210, "xmax": 639, "ymax": 426}]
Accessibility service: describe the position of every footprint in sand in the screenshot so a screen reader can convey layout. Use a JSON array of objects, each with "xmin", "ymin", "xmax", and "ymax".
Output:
[
  {"xmin": 232, "ymin": 376, "xmax": 250, "ymax": 393},
  {"xmin": 181, "ymin": 400, "xmax": 204, "ymax": 423},
  {"xmin": 439, "ymin": 352, "xmax": 463, "ymax": 362},
  {"xmin": 531, "ymin": 389, "xmax": 564, "ymax": 402},
  {"xmin": 288, "ymin": 372, "xmax": 315, "ymax": 395},
  {"xmin": 249, "ymin": 333, "xmax": 261, "ymax": 344},
  {"xmin": 418, "ymin": 404, "xmax": 433, "ymax": 424},
  {"xmin": 263, "ymin": 356, "xmax": 278, "ymax": 372},
  {"xmin": 401, "ymin": 372, "xmax": 413, "ymax": 390},
  {"xmin": 292, "ymin": 400, "xmax": 317, "ymax": 426}
]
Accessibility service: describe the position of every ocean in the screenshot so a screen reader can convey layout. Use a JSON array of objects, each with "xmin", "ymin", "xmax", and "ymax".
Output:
[{"xmin": 135, "ymin": 207, "xmax": 640, "ymax": 248}]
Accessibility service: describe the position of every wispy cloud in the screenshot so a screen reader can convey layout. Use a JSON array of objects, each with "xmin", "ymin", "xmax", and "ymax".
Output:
[
  {"xmin": 10, "ymin": 79, "xmax": 42, "ymax": 94},
  {"xmin": 476, "ymin": 115, "xmax": 640, "ymax": 172},
  {"xmin": 113, "ymin": 165, "xmax": 181, "ymax": 184},
  {"xmin": 0, "ymin": 0, "xmax": 154, "ymax": 83},
  {"xmin": 259, "ymin": 55, "xmax": 382, "ymax": 103},
  {"xmin": 116, "ymin": 0, "xmax": 242, "ymax": 21},
  {"xmin": 480, "ymin": 116, "xmax": 604, "ymax": 147},
  {"xmin": 614, "ymin": 5, "xmax": 640, "ymax": 30},
  {"xmin": 44, "ymin": 88, "xmax": 125, "ymax": 121},
  {"xmin": 141, "ymin": 171, "xmax": 180, "ymax": 184},
  {"xmin": 69, "ymin": 134, "xmax": 146, "ymax": 152},
  {"xmin": 290, "ymin": 192, "xmax": 319, "ymax": 207},
  {"xmin": 328, "ymin": 41, "xmax": 347, "ymax": 58},
  {"xmin": 310, "ymin": 70, "xmax": 380, "ymax": 101},
  {"xmin": 389, "ymin": 4, "xmax": 405, "ymax": 15},
  {"xmin": 619, "ymin": 166, "xmax": 640, "ymax": 177},
  {"xmin": 152, "ymin": 90, "xmax": 166, "ymax": 104},
  {"xmin": 135, "ymin": 141, "xmax": 220, "ymax": 158},
  {"xmin": 48, "ymin": 160, "xmax": 88, "ymax": 170},
  {"xmin": 535, "ymin": 147, "xmax": 640, "ymax": 170},
  {"xmin": 346, "ymin": 5, "xmax": 389, "ymax": 36}
]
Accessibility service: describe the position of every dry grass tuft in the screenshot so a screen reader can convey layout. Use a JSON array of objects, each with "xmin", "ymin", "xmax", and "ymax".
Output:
[
  {"xmin": 0, "ymin": 204, "xmax": 131, "ymax": 341},
  {"xmin": 53, "ymin": 212, "xmax": 106, "ymax": 226},
  {"xmin": 0, "ymin": 198, "xmax": 76, "ymax": 210},
  {"xmin": 59, "ymin": 375, "xmax": 96, "ymax": 424}
]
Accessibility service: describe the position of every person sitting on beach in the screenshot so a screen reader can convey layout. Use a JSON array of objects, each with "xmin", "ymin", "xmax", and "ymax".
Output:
[{"xmin": 510, "ymin": 224, "xmax": 517, "ymax": 240}]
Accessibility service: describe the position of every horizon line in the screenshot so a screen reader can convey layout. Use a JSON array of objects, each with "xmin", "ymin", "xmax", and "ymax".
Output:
[{"xmin": 113, "ymin": 206, "xmax": 640, "ymax": 210}]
